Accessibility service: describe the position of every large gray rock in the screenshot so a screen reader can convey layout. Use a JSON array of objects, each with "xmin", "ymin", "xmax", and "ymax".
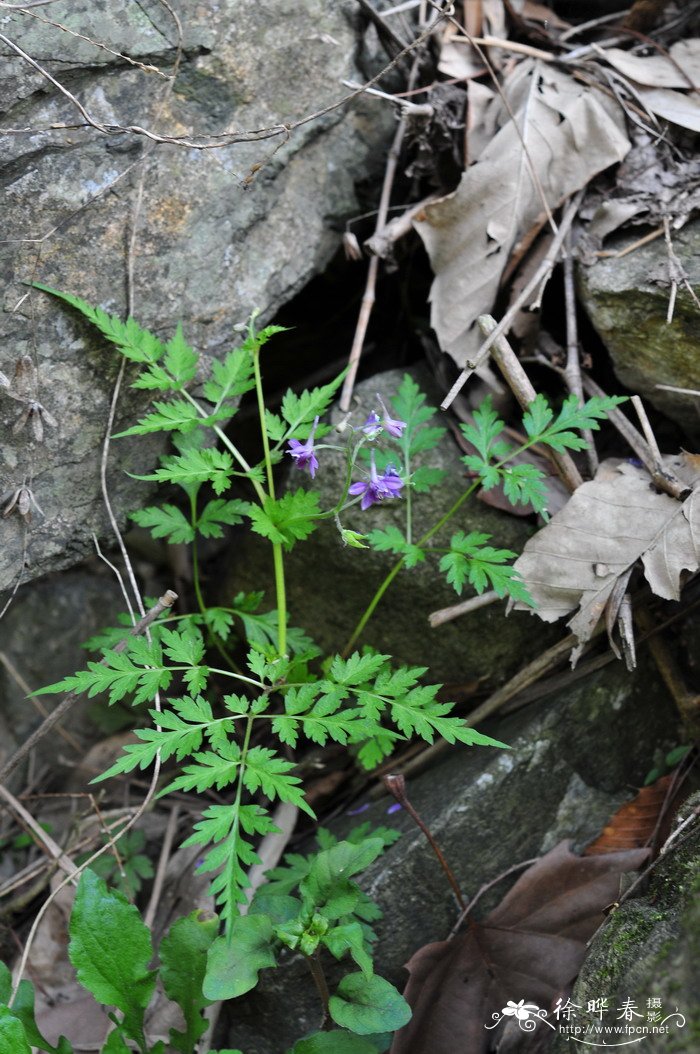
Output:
[
  {"xmin": 577, "ymin": 220, "xmax": 700, "ymax": 440},
  {"xmin": 0, "ymin": 0, "xmax": 393, "ymax": 593},
  {"xmin": 225, "ymin": 364, "xmax": 560, "ymax": 687},
  {"xmin": 551, "ymin": 791, "xmax": 700, "ymax": 1054},
  {"xmin": 219, "ymin": 650, "xmax": 679, "ymax": 1052}
]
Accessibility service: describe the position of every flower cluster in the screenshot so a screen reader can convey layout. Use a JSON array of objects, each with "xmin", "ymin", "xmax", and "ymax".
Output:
[{"xmin": 285, "ymin": 396, "xmax": 407, "ymax": 512}]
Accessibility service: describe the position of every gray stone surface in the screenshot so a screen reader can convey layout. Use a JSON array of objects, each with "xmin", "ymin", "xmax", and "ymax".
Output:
[
  {"xmin": 219, "ymin": 651, "xmax": 679, "ymax": 1053},
  {"xmin": 225, "ymin": 364, "xmax": 560, "ymax": 687},
  {"xmin": 577, "ymin": 220, "xmax": 700, "ymax": 440},
  {"xmin": 551, "ymin": 791, "xmax": 700, "ymax": 1054},
  {"xmin": 0, "ymin": 0, "xmax": 393, "ymax": 593}
]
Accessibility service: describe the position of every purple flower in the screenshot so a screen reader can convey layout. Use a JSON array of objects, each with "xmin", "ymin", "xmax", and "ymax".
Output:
[
  {"xmin": 361, "ymin": 410, "xmax": 382, "ymax": 439},
  {"xmin": 287, "ymin": 416, "xmax": 319, "ymax": 478},
  {"xmin": 377, "ymin": 395, "xmax": 407, "ymax": 438},
  {"xmin": 349, "ymin": 452, "xmax": 404, "ymax": 510}
]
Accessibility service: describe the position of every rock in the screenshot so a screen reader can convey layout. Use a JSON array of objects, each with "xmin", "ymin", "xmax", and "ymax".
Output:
[
  {"xmin": 551, "ymin": 791, "xmax": 700, "ymax": 1054},
  {"xmin": 0, "ymin": 564, "xmax": 123, "ymax": 788},
  {"xmin": 225, "ymin": 363, "xmax": 560, "ymax": 687},
  {"xmin": 218, "ymin": 647, "xmax": 680, "ymax": 1052},
  {"xmin": 577, "ymin": 220, "xmax": 700, "ymax": 441},
  {"xmin": 0, "ymin": 0, "xmax": 393, "ymax": 593}
]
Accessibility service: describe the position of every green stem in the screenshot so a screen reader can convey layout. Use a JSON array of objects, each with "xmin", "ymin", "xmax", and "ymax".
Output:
[
  {"xmin": 252, "ymin": 348, "xmax": 287, "ymax": 658},
  {"xmin": 343, "ymin": 478, "xmax": 481, "ymax": 655},
  {"xmin": 226, "ymin": 713, "xmax": 255, "ymax": 941},
  {"xmin": 189, "ymin": 493, "xmax": 244, "ymax": 673}
]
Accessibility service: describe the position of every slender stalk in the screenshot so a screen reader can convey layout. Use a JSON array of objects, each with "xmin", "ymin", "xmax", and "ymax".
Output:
[
  {"xmin": 343, "ymin": 478, "xmax": 481, "ymax": 654},
  {"xmin": 189, "ymin": 494, "xmax": 243, "ymax": 673},
  {"xmin": 226, "ymin": 714, "xmax": 255, "ymax": 942},
  {"xmin": 305, "ymin": 952, "xmax": 332, "ymax": 1029},
  {"xmin": 252, "ymin": 346, "xmax": 287, "ymax": 657}
]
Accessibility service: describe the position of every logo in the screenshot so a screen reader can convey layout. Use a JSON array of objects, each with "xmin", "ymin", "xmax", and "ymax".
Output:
[{"xmin": 485, "ymin": 996, "xmax": 687, "ymax": 1047}]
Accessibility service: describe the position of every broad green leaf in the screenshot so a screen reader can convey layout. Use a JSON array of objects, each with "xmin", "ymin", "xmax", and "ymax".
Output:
[
  {"xmin": 0, "ymin": 967, "xmax": 72, "ymax": 1054},
  {"xmin": 160, "ymin": 912, "xmax": 218, "ymax": 1054},
  {"xmin": 279, "ymin": 371, "xmax": 347, "ymax": 438},
  {"xmin": 197, "ymin": 499, "xmax": 247, "ymax": 538},
  {"xmin": 291, "ymin": 1031, "xmax": 380, "ymax": 1054},
  {"xmin": 245, "ymin": 490, "xmax": 321, "ymax": 548},
  {"xmin": 300, "ymin": 839, "xmax": 384, "ymax": 919},
  {"xmin": 330, "ymin": 653, "xmax": 389, "ymax": 687},
  {"xmin": 100, "ymin": 1031, "xmax": 131, "ymax": 1054},
  {"xmin": 139, "ymin": 448, "xmax": 234, "ymax": 495},
  {"xmin": 0, "ymin": 1009, "xmax": 32, "ymax": 1054},
  {"xmin": 203, "ymin": 915, "xmax": 276, "ymax": 1000},
  {"xmin": 163, "ymin": 323, "xmax": 198, "ymax": 385},
  {"xmin": 322, "ymin": 922, "xmax": 373, "ymax": 978},
  {"xmin": 130, "ymin": 505, "xmax": 195, "ymax": 544},
  {"xmin": 460, "ymin": 398, "xmax": 506, "ymax": 461},
  {"xmin": 113, "ymin": 398, "xmax": 209, "ymax": 437},
  {"xmin": 68, "ymin": 869, "xmax": 156, "ymax": 1040},
  {"xmin": 329, "ymin": 974, "xmax": 411, "ymax": 1035},
  {"xmin": 31, "ymin": 284, "xmax": 165, "ymax": 366}
]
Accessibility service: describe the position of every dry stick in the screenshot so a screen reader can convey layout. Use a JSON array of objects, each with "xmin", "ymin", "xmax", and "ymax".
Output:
[
  {"xmin": 478, "ymin": 315, "xmax": 584, "ymax": 491},
  {"xmin": 582, "ymin": 375, "xmax": 688, "ymax": 501},
  {"xmin": 447, "ymin": 857, "xmax": 538, "ymax": 939},
  {"xmin": 0, "ymin": 784, "xmax": 78, "ymax": 878},
  {"xmin": 429, "ymin": 589, "xmax": 499, "ymax": 628},
  {"xmin": 339, "ymin": 60, "xmax": 419, "ymax": 411},
  {"xmin": 0, "ymin": 590, "xmax": 177, "ymax": 789},
  {"xmin": 663, "ymin": 216, "xmax": 700, "ymax": 317},
  {"xmin": 364, "ymin": 194, "xmax": 438, "ymax": 258},
  {"xmin": 441, "ymin": 194, "xmax": 583, "ymax": 412},
  {"xmin": 563, "ymin": 231, "xmax": 598, "ymax": 475},
  {"xmin": 143, "ymin": 804, "xmax": 181, "ymax": 930}
]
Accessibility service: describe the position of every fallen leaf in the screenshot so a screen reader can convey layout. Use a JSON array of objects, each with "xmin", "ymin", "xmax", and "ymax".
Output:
[
  {"xmin": 585, "ymin": 777, "xmax": 673, "ymax": 854},
  {"xmin": 635, "ymin": 85, "xmax": 700, "ymax": 134},
  {"xmin": 414, "ymin": 61, "xmax": 629, "ymax": 366},
  {"xmin": 602, "ymin": 40, "xmax": 700, "ymax": 91},
  {"xmin": 390, "ymin": 842, "xmax": 648, "ymax": 1054},
  {"xmin": 512, "ymin": 455, "xmax": 700, "ymax": 651}
]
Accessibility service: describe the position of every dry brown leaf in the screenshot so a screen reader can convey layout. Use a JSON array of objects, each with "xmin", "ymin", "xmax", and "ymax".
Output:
[
  {"xmin": 414, "ymin": 61, "xmax": 629, "ymax": 367},
  {"xmin": 585, "ymin": 776, "xmax": 674, "ymax": 854},
  {"xmin": 390, "ymin": 842, "xmax": 648, "ymax": 1054},
  {"xmin": 635, "ymin": 85, "xmax": 700, "ymax": 133},
  {"xmin": 512, "ymin": 455, "xmax": 700, "ymax": 651},
  {"xmin": 438, "ymin": 24, "xmax": 485, "ymax": 81},
  {"xmin": 602, "ymin": 40, "xmax": 700, "ymax": 91}
]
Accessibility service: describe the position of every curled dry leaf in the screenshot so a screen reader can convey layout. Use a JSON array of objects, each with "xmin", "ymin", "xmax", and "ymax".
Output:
[
  {"xmin": 390, "ymin": 841, "xmax": 649, "ymax": 1054},
  {"xmin": 414, "ymin": 61, "xmax": 630, "ymax": 367},
  {"xmin": 512, "ymin": 455, "xmax": 700, "ymax": 652}
]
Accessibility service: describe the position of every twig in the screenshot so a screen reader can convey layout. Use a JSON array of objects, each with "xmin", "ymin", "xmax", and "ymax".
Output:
[
  {"xmin": 582, "ymin": 376, "xmax": 689, "ymax": 501},
  {"xmin": 429, "ymin": 590, "xmax": 499, "ymax": 628},
  {"xmin": 0, "ymin": 784, "xmax": 78, "ymax": 878},
  {"xmin": 441, "ymin": 194, "xmax": 582, "ymax": 411},
  {"xmin": 340, "ymin": 56, "xmax": 422, "ymax": 411},
  {"xmin": 563, "ymin": 232, "xmax": 598, "ymax": 475},
  {"xmin": 594, "ymin": 226, "xmax": 663, "ymax": 259},
  {"xmin": 477, "ymin": 315, "xmax": 584, "ymax": 492},
  {"xmin": 0, "ymin": 9, "xmax": 449, "ymax": 152},
  {"xmin": 364, "ymin": 194, "xmax": 438, "ymax": 258},
  {"xmin": 0, "ymin": 590, "xmax": 177, "ymax": 788},
  {"xmin": 143, "ymin": 804, "xmax": 180, "ymax": 930},
  {"xmin": 447, "ymin": 858, "xmax": 538, "ymax": 939},
  {"xmin": 341, "ymin": 79, "xmax": 433, "ymax": 116},
  {"xmin": 663, "ymin": 217, "xmax": 700, "ymax": 318},
  {"xmin": 656, "ymin": 384, "xmax": 700, "ymax": 397},
  {"xmin": 631, "ymin": 396, "xmax": 663, "ymax": 465},
  {"xmin": 449, "ymin": 34, "xmax": 555, "ymax": 61}
]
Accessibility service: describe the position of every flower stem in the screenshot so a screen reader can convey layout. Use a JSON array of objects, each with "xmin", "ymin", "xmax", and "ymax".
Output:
[
  {"xmin": 343, "ymin": 478, "xmax": 481, "ymax": 654},
  {"xmin": 252, "ymin": 346, "xmax": 287, "ymax": 657}
]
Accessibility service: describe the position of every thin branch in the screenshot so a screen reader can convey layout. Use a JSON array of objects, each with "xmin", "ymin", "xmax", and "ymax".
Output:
[
  {"xmin": 563, "ymin": 231, "xmax": 598, "ymax": 475},
  {"xmin": 0, "ymin": 783, "xmax": 78, "ymax": 878},
  {"xmin": 441, "ymin": 194, "xmax": 582, "ymax": 411},
  {"xmin": 339, "ymin": 55, "xmax": 422, "ymax": 411},
  {"xmin": 429, "ymin": 590, "xmax": 499, "ymax": 628},
  {"xmin": 143, "ymin": 804, "xmax": 180, "ymax": 929}
]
